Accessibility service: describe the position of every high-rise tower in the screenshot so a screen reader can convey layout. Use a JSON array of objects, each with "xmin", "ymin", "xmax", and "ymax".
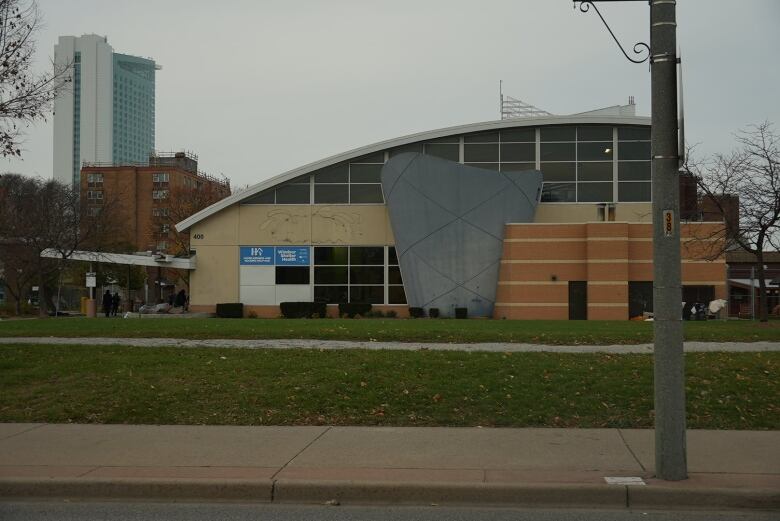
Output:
[{"xmin": 53, "ymin": 35, "xmax": 158, "ymax": 187}]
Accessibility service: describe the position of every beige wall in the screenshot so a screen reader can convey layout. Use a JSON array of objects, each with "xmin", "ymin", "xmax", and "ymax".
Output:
[
  {"xmin": 190, "ymin": 205, "xmax": 240, "ymax": 246},
  {"xmin": 234, "ymin": 204, "xmax": 394, "ymax": 245},
  {"xmin": 189, "ymin": 245, "xmax": 239, "ymax": 305},
  {"xmin": 533, "ymin": 202, "xmax": 653, "ymax": 224}
]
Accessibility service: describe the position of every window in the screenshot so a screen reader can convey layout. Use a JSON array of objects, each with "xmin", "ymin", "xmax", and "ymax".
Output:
[
  {"xmin": 388, "ymin": 246, "xmax": 406, "ymax": 304},
  {"xmin": 156, "ymin": 241, "xmax": 167, "ymax": 251},
  {"xmin": 618, "ymin": 126, "xmax": 651, "ymax": 202},
  {"xmin": 161, "ymin": 224, "xmax": 170, "ymax": 233},
  {"xmin": 152, "ymin": 172, "xmax": 169, "ymax": 183},
  {"xmin": 349, "ymin": 158, "xmax": 384, "ymax": 204},
  {"xmin": 276, "ymin": 266, "xmax": 310, "ymax": 284},
  {"xmin": 500, "ymin": 128, "xmax": 535, "ymax": 142},
  {"xmin": 152, "ymin": 207, "xmax": 169, "ymax": 217},
  {"xmin": 541, "ymin": 182, "xmax": 576, "ymax": 202},
  {"xmin": 424, "ymin": 143, "xmax": 459, "ymax": 162},
  {"xmin": 276, "ymin": 180, "xmax": 311, "ymax": 204},
  {"xmin": 87, "ymin": 190, "xmax": 104, "ymax": 202},
  {"xmin": 87, "ymin": 173, "xmax": 103, "ymax": 187},
  {"xmin": 312, "ymin": 246, "xmax": 403, "ymax": 304},
  {"xmin": 152, "ymin": 190, "xmax": 169, "ymax": 200}
]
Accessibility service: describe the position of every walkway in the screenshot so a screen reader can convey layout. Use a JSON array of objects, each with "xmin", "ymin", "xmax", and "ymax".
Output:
[
  {"xmin": 0, "ymin": 424, "xmax": 777, "ymax": 509},
  {"xmin": 1, "ymin": 337, "xmax": 779, "ymax": 353}
]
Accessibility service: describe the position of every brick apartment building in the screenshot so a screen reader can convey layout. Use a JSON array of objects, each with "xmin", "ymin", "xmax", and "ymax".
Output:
[{"xmin": 80, "ymin": 151, "xmax": 230, "ymax": 254}]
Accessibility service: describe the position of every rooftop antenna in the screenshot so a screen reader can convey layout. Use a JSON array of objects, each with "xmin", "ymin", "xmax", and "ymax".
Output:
[
  {"xmin": 499, "ymin": 83, "xmax": 553, "ymax": 119},
  {"xmin": 499, "ymin": 80, "xmax": 503, "ymax": 118}
]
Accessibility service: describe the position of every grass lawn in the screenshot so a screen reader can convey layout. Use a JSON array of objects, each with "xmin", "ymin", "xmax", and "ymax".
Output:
[
  {"xmin": 0, "ymin": 344, "xmax": 776, "ymax": 429},
  {"xmin": 0, "ymin": 317, "xmax": 778, "ymax": 344}
]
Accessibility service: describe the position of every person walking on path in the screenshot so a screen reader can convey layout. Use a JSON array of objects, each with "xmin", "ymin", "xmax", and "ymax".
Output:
[
  {"xmin": 111, "ymin": 292, "xmax": 120, "ymax": 317},
  {"xmin": 102, "ymin": 290, "xmax": 112, "ymax": 318}
]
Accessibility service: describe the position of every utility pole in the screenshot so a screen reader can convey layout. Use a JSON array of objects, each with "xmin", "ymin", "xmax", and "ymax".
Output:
[
  {"xmin": 650, "ymin": 0, "xmax": 686, "ymax": 482},
  {"xmin": 575, "ymin": 0, "xmax": 687, "ymax": 480}
]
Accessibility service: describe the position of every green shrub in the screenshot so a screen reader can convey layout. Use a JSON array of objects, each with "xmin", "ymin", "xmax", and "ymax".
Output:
[
  {"xmin": 338, "ymin": 302, "xmax": 372, "ymax": 318},
  {"xmin": 409, "ymin": 307, "xmax": 425, "ymax": 318},
  {"xmin": 280, "ymin": 301, "xmax": 327, "ymax": 319},
  {"xmin": 216, "ymin": 303, "xmax": 243, "ymax": 318}
]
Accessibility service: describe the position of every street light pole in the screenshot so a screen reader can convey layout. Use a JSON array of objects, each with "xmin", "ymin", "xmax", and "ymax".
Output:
[
  {"xmin": 650, "ymin": 0, "xmax": 687, "ymax": 481},
  {"xmin": 574, "ymin": 0, "xmax": 687, "ymax": 480}
]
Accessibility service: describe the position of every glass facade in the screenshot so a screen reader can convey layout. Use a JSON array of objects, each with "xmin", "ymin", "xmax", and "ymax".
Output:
[
  {"xmin": 112, "ymin": 53, "xmax": 156, "ymax": 165},
  {"xmin": 71, "ymin": 52, "xmax": 81, "ymax": 186},
  {"xmin": 241, "ymin": 124, "xmax": 651, "ymax": 205},
  {"xmin": 313, "ymin": 246, "xmax": 405, "ymax": 304}
]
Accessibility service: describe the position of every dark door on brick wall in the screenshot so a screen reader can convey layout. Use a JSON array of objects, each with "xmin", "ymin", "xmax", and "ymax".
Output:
[
  {"xmin": 568, "ymin": 281, "xmax": 587, "ymax": 320},
  {"xmin": 629, "ymin": 281, "xmax": 654, "ymax": 318}
]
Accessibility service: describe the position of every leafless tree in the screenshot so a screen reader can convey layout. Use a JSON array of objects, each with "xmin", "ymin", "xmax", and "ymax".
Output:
[
  {"xmin": 0, "ymin": 174, "xmax": 121, "ymax": 315},
  {"xmin": 148, "ymin": 177, "xmax": 229, "ymax": 288},
  {"xmin": 685, "ymin": 122, "xmax": 779, "ymax": 322},
  {"xmin": 0, "ymin": 0, "xmax": 70, "ymax": 157}
]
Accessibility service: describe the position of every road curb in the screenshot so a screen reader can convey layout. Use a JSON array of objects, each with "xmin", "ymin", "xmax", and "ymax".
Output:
[
  {"xmin": 0, "ymin": 477, "xmax": 273, "ymax": 502},
  {"xmin": 627, "ymin": 485, "xmax": 780, "ymax": 511},
  {"xmin": 272, "ymin": 479, "xmax": 627, "ymax": 507},
  {"xmin": 2, "ymin": 477, "xmax": 778, "ymax": 510}
]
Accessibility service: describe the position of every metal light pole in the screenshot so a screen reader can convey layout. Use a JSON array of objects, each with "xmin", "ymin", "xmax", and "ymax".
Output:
[
  {"xmin": 575, "ymin": 0, "xmax": 687, "ymax": 480},
  {"xmin": 649, "ymin": 0, "xmax": 687, "ymax": 481}
]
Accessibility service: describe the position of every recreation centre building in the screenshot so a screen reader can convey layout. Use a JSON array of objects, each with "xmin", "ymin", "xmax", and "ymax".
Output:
[{"xmin": 176, "ymin": 104, "xmax": 726, "ymax": 319}]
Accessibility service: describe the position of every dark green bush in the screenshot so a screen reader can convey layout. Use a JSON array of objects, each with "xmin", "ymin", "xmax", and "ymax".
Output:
[
  {"xmin": 338, "ymin": 302, "xmax": 372, "ymax": 318},
  {"xmin": 280, "ymin": 302, "xmax": 327, "ymax": 319},
  {"xmin": 409, "ymin": 307, "xmax": 425, "ymax": 318},
  {"xmin": 216, "ymin": 303, "xmax": 243, "ymax": 318}
]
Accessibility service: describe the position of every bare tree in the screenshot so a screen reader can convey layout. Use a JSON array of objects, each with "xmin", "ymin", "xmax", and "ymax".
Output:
[
  {"xmin": 0, "ymin": 174, "xmax": 120, "ymax": 315},
  {"xmin": 686, "ymin": 122, "xmax": 780, "ymax": 322},
  {"xmin": 148, "ymin": 177, "xmax": 229, "ymax": 289},
  {"xmin": 0, "ymin": 0, "xmax": 69, "ymax": 157}
]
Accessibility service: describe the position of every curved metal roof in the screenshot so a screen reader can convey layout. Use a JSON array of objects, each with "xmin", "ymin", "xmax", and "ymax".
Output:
[{"xmin": 176, "ymin": 114, "xmax": 650, "ymax": 232}]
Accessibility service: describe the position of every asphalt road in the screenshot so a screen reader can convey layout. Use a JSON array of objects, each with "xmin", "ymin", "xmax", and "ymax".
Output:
[{"xmin": 0, "ymin": 502, "xmax": 776, "ymax": 521}]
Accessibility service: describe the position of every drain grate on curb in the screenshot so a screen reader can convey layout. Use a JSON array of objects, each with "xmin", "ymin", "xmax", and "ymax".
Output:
[{"xmin": 604, "ymin": 476, "xmax": 646, "ymax": 485}]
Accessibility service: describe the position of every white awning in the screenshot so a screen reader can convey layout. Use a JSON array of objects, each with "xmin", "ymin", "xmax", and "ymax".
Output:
[
  {"xmin": 729, "ymin": 278, "xmax": 778, "ymax": 289},
  {"xmin": 40, "ymin": 249, "xmax": 196, "ymax": 270}
]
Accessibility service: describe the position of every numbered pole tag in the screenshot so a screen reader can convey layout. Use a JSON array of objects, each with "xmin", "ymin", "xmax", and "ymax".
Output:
[{"xmin": 663, "ymin": 210, "xmax": 674, "ymax": 237}]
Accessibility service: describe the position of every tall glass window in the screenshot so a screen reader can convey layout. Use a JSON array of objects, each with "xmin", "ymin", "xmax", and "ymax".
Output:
[
  {"xmin": 240, "ymin": 123, "xmax": 651, "ymax": 206},
  {"xmin": 617, "ymin": 126, "xmax": 651, "ymax": 202},
  {"xmin": 313, "ymin": 246, "xmax": 403, "ymax": 305}
]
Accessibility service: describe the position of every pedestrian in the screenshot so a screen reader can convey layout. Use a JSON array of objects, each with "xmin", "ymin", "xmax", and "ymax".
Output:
[
  {"xmin": 102, "ymin": 290, "xmax": 112, "ymax": 318},
  {"xmin": 174, "ymin": 288, "xmax": 186, "ymax": 308},
  {"xmin": 111, "ymin": 292, "xmax": 120, "ymax": 316}
]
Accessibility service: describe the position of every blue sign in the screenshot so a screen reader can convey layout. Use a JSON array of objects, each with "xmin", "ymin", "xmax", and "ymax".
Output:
[
  {"xmin": 240, "ymin": 246, "xmax": 310, "ymax": 266},
  {"xmin": 275, "ymin": 246, "xmax": 310, "ymax": 266},
  {"xmin": 240, "ymin": 246, "xmax": 274, "ymax": 265}
]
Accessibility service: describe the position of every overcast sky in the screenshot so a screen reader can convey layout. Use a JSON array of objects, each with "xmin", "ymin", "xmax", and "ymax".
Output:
[{"xmin": 3, "ymin": 0, "xmax": 779, "ymax": 188}]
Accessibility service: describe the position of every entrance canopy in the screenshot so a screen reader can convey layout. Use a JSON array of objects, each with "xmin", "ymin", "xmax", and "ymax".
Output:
[{"xmin": 40, "ymin": 249, "xmax": 196, "ymax": 270}]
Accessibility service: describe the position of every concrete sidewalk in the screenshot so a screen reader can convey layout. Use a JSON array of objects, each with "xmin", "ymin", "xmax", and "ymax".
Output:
[
  {"xmin": 2, "ymin": 336, "xmax": 779, "ymax": 353},
  {"xmin": 0, "ymin": 424, "xmax": 777, "ymax": 510}
]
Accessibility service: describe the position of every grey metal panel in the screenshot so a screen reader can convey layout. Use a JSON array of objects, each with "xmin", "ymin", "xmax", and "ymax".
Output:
[{"xmin": 381, "ymin": 153, "xmax": 542, "ymax": 317}]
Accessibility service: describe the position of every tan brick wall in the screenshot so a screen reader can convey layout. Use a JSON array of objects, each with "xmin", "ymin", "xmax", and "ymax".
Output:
[{"xmin": 495, "ymin": 222, "xmax": 727, "ymax": 320}]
